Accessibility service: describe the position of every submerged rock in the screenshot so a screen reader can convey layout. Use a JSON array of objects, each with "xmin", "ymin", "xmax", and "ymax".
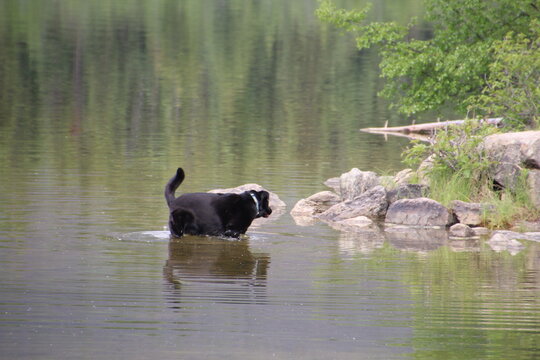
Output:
[
  {"xmin": 487, "ymin": 230, "xmax": 540, "ymax": 255},
  {"xmin": 487, "ymin": 232, "xmax": 525, "ymax": 255},
  {"xmin": 385, "ymin": 198, "xmax": 455, "ymax": 227}
]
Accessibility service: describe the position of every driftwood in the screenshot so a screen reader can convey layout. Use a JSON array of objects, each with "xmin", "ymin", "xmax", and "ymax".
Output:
[{"xmin": 361, "ymin": 118, "xmax": 503, "ymax": 136}]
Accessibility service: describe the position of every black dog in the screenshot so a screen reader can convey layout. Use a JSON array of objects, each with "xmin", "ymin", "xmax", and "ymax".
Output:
[{"xmin": 164, "ymin": 168, "xmax": 272, "ymax": 238}]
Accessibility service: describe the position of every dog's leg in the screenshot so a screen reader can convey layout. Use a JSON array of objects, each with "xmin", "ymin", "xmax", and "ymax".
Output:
[
  {"xmin": 170, "ymin": 208, "xmax": 200, "ymax": 236},
  {"xmin": 223, "ymin": 229, "xmax": 241, "ymax": 238},
  {"xmin": 169, "ymin": 209, "xmax": 191, "ymax": 237},
  {"xmin": 169, "ymin": 218, "xmax": 184, "ymax": 237}
]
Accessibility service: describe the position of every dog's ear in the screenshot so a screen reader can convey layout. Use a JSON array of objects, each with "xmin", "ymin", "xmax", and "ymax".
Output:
[{"xmin": 258, "ymin": 191, "xmax": 269, "ymax": 203}]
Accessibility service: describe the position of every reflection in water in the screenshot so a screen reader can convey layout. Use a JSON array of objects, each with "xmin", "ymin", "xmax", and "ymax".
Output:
[
  {"xmin": 385, "ymin": 226, "xmax": 448, "ymax": 253},
  {"xmin": 2, "ymin": 1, "xmax": 540, "ymax": 358},
  {"xmin": 448, "ymin": 238, "xmax": 481, "ymax": 252},
  {"xmin": 332, "ymin": 224, "xmax": 386, "ymax": 257},
  {"xmin": 163, "ymin": 236, "xmax": 270, "ymax": 306}
]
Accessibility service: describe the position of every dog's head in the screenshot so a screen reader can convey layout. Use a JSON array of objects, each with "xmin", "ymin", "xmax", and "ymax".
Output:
[{"xmin": 249, "ymin": 190, "xmax": 272, "ymax": 218}]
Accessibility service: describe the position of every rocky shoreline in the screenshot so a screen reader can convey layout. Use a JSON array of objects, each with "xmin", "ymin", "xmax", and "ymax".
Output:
[{"xmin": 291, "ymin": 131, "xmax": 540, "ymax": 255}]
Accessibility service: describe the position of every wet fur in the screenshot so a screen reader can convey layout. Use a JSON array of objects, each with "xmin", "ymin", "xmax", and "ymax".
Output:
[{"xmin": 164, "ymin": 168, "xmax": 272, "ymax": 238}]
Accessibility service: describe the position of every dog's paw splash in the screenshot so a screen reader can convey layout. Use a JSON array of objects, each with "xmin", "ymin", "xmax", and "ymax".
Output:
[{"xmin": 114, "ymin": 230, "xmax": 171, "ymax": 243}]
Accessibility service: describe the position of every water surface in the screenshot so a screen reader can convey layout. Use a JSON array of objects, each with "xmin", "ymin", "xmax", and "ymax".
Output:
[{"xmin": 1, "ymin": 1, "xmax": 539, "ymax": 359}]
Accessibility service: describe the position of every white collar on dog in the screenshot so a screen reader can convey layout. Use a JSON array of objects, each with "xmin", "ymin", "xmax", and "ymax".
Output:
[{"xmin": 249, "ymin": 192, "xmax": 260, "ymax": 216}]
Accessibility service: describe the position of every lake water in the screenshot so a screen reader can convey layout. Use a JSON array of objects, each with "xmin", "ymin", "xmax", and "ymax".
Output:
[{"xmin": 1, "ymin": 1, "xmax": 539, "ymax": 359}]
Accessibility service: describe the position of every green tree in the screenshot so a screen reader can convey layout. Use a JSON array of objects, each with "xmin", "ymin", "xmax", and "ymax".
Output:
[
  {"xmin": 468, "ymin": 20, "xmax": 540, "ymax": 129},
  {"xmin": 317, "ymin": 0, "xmax": 540, "ymax": 122}
]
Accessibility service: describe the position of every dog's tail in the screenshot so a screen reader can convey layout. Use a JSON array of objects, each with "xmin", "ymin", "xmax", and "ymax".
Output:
[{"xmin": 165, "ymin": 168, "xmax": 185, "ymax": 207}]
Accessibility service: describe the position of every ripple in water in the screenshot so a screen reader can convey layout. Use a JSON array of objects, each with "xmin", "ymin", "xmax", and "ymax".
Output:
[{"xmin": 114, "ymin": 230, "xmax": 172, "ymax": 243}]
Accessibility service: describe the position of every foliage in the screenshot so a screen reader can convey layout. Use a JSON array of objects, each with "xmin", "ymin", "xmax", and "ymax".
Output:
[
  {"xmin": 402, "ymin": 122, "xmax": 540, "ymax": 227},
  {"xmin": 467, "ymin": 20, "xmax": 540, "ymax": 129},
  {"xmin": 317, "ymin": 0, "xmax": 540, "ymax": 120},
  {"xmin": 318, "ymin": 0, "xmax": 540, "ymax": 227},
  {"xmin": 403, "ymin": 122, "xmax": 499, "ymax": 190},
  {"xmin": 482, "ymin": 171, "xmax": 539, "ymax": 228}
]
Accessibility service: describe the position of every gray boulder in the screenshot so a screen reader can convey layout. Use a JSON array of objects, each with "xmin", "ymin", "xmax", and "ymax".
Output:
[
  {"xmin": 290, "ymin": 191, "xmax": 341, "ymax": 217},
  {"xmin": 318, "ymin": 185, "xmax": 388, "ymax": 221},
  {"xmin": 450, "ymin": 200, "xmax": 494, "ymax": 226},
  {"xmin": 385, "ymin": 198, "xmax": 455, "ymax": 227},
  {"xmin": 339, "ymin": 168, "xmax": 380, "ymax": 201},
  {"xmin": 481, "ymin": 131, "xmax": 540, "ymax": 189},
  {"xmin": 386, "ymin": 184, "xmax": 427, "ymax": 204},
  {"xmin": 449, "ymin": 223, "xmax": 476, "ymax": 238}
]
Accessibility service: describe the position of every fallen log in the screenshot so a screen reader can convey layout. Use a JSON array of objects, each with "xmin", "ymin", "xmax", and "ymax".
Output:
[{"xmin": 361, "ymin": 117, "xmax": 503, "ymax": 135}]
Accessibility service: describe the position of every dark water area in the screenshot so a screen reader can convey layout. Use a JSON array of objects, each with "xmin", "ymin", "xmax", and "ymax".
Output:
[{"xmin": 0, "ymin": 1, "xmax": 539, "ymax": 359}]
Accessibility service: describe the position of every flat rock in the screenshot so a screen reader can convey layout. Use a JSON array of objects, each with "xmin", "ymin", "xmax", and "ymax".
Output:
[
  {"xmin": 385, "ymin": 198, "xmax": 455, "ymax": 227},
  {"xmin": 336, "ymin": 216, "xmax": 374, "ymax": 228},
  {"xmin": 318, "ymin": 186, "xmax": 388, "ymax": 221},
  {"xmin": 472, "ymin": 227, "xmax": 490, "ymax": 236}
]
